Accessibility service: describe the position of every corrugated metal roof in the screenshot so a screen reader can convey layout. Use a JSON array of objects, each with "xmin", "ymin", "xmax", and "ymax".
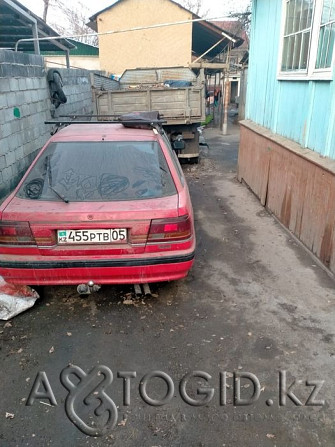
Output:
[
  {"xmin": 41, "ymin": 39, "xmax": 99, "ymax": 56},
  {"xmin": 0, "ymin": 0, "xmax": 74, "ymax": 52},
  {"xmin": 213, "ymin": 21, "xmax": 249, "ymax": 49}
]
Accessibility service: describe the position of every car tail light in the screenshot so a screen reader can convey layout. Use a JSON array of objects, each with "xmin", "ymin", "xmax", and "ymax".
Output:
[
  {"xmin": 148, "ymin": 215, "xmax": 192, "ymax": 243},
  {"xmin": 0, "ymin": 221, "xmax": 35, "ymax": 245}
]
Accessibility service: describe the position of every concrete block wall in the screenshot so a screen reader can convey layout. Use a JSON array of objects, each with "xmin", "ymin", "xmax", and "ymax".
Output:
[
  {"xmin": 52, "ymin": 68, "xmax": 93, "ymax": 118},
  {"xmin": 0, "ymin": 50, "xmax": 50, "ymax": 199},
  {"xmin": 0, "ymin": 50, "xmax": 94, "ymax": 200}
]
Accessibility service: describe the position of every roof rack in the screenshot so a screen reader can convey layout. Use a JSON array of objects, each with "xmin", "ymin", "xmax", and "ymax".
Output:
[
  {"xmin": 45, "ymin": 120, "xmax": 167, "ymax": 125},
  {"xmin": 58, "ymin": 113, "xmax": 167, "ymax": 123},
  {"xmin": 45, "ymin": 112, "xmax": 167, "ymax": 134}
]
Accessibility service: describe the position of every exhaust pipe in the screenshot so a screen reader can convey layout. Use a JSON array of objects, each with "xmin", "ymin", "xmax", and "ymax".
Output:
[
  {"xmin": 143, "ymin": 283, "xmax": 151, "ymax": 296},
  {"xmin": 77, "ymin": 281, "xmax": 101, "ymax": 295},
  {"xmin": 133, "ymin": 283, "xmax": 152, "ymax": 296}
]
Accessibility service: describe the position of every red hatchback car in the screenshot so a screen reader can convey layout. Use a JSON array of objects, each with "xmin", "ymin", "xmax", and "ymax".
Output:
[{"xmin": 0, "ymin": 119, "xmax": 195, "ymax": 286}]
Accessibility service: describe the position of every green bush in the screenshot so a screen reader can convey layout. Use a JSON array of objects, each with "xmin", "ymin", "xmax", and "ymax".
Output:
[{"xmin": 201, "ymin": 114, "xmax": 213, "ymax": 126}]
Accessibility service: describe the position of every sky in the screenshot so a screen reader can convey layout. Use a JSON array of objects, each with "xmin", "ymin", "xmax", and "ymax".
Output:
[{"xmin": 19, "ymin": 0, "xmax": 251, "ymax": 25}]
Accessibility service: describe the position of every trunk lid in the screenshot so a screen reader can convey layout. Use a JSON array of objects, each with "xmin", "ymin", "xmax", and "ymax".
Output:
[{"xmin": 2, "ymin": 196, "xmax": 179, "ymax": 256}]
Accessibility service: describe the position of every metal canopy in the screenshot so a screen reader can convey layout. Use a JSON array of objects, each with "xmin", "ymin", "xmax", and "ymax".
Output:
[
  {"xmin": 192, "ymin": 19, "xmax": 242, "ymax": 60},
  {"xmin": 0, "ymin": 0, "xmax": 75, "ymax": 53}
]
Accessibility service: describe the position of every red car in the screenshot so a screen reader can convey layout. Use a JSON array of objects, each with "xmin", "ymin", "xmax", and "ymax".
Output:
[{"xmin": 0, "ymin": 118, "xmax": 195, "ymax": 287}]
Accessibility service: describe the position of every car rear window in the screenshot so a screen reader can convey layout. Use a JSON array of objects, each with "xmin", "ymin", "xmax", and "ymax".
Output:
[{"xmin": 17, "ymin": 141, "xmax": 177, "ymax": 202}]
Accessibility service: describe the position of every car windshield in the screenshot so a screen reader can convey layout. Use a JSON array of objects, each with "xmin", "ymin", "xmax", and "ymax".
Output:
[{"xmin": 17, "ymin": 141, "xmax": 177, "ymax": 202}]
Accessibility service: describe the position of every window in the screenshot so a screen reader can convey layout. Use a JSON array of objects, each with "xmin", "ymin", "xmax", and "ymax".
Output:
[
  {"xmin": 281, "ymin": 0, "xmax": 314, "ymax": 71},
  {"xmin": 279, "ymin": 0, "xmax": 335, "ymax": 79},
  {"xmin": 160, "ymin": 130, "xmax": 185, "ymax": 186},
  {"xmin": 316, "ymin": 1, "xmax": 335, "ymax": 68},
  {"xmin": 18, "ymin": 141, "xmax": 177, "ymax": 202}
]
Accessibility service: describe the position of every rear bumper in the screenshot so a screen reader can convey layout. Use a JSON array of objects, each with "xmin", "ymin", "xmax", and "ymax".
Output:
[{"xmin": 0, "ymin": 253, "xmax": 195, "ymax": 285}]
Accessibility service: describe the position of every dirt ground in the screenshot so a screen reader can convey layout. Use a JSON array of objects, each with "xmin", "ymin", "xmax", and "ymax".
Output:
[{"xmin": 0, "ymin": 123, "xmax": 334, "ymax": 447}]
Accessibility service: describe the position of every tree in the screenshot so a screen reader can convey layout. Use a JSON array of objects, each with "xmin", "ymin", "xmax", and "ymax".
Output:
[
  {"xmin": 43, "ymin": 0, "xmax": 50, "ymax": 22},
  {"xmin": 177, "ymin": 0, "xmax": 209, "ymax": 17},
  {"xmin": 43, "ymin": 0, "xmax": 98, "ymax": 46},
  {"xmin": 229, "ymin": 8, "xmax": 252, "ymax": 35},
  {"xmin": 226, "ymin": 1, "xmax": 252, "ymax": 34}
]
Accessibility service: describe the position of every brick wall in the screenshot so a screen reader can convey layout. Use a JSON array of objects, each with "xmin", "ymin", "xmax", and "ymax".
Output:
[
  {"xmin": 0, "ymin": 50, "xmax": 94, "ymax": 200},
  {"xmin": 97, "ymin": 0, "xmax": 192, "ymax": 74}
]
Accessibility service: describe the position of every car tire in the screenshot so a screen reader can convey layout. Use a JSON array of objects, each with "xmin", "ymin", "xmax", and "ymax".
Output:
[{"xmin": 49, "ymin": 71, "xmax": 67, "ymax": 108}]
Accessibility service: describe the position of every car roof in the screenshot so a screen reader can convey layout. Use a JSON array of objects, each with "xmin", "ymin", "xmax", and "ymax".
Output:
[{"xmin": 51, "ymin": 123, "xmax": 158, "ymax": 141}]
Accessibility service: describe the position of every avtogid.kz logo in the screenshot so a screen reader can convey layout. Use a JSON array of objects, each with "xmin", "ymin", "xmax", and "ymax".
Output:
[
  {"xmin": 61, "ymin": 365, "xmax": 118, "ymax": 436},
  {"xmin": 27, "ymin": 365, "xmax": 118, "ymax": 436},
  {"xmin": 26, "ymin": 365, "xmax": 325, "ymax": 437}
]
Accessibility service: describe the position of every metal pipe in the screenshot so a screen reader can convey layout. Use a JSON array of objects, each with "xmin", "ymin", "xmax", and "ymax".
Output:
[
  {"xmin": 143, "ymin": 283, "xmax": 151, "ymax": 296},
  {"xmin": 220, "ymin": 30, "xmax": 237, "ymax": 44},
  {"xmin": 65, "ymin": 50, "xmax": 70, "ymax": 69},
  {"xmin": 193, "ymin": 37, "xmax": 225, "ymax": 63},
  {"xmin": 134, "ymin": 284, "xmax": 142, "ymax": 296},
  {"xmin": 213, "ymin": 72, "xmax": 217, "ymax": 124},
  {"xmin": 32, "ymin": 22, "xmax": 40, "ymax": 55},
  {"xmin": 222, "ymin": 78, "xmax": 230, "ymax": 135}
]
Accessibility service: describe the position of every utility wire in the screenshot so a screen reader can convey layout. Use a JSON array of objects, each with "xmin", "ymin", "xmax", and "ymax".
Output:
[{"xmin": 15, "ymin": 15, "xmax": 236, "ymax": 50}]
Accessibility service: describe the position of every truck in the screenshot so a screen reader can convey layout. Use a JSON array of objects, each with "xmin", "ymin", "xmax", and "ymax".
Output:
[{"xmin": 92, "ymin": 67, "xmax": 206, "ymax": 163}]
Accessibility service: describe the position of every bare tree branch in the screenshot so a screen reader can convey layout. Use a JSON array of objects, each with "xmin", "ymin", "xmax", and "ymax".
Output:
[
  {"xmin": 177, "ymin": 0, "xmax": 209, "ymax": 17},
  {"xmin": 226, "ymin": 1, "xmax": 252, "ymax": 34},
  {"xmin": 46, "ymin": 0, "xmax": 98, "ymax": 46},
  {"xmin": 42, "ymin": 0, "xmax": 50, "ymax": 22}
]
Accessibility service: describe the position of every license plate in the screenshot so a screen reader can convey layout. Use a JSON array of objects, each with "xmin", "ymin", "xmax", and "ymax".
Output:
[{"xmin": 57, "ymin": 229, "xmax": 127, "ymax": 244}]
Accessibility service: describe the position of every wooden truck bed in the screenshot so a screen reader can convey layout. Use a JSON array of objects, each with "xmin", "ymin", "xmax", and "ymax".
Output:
[{"xmin": 93, "ymin": 86, "xmax": 205, "ymax": 125}]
